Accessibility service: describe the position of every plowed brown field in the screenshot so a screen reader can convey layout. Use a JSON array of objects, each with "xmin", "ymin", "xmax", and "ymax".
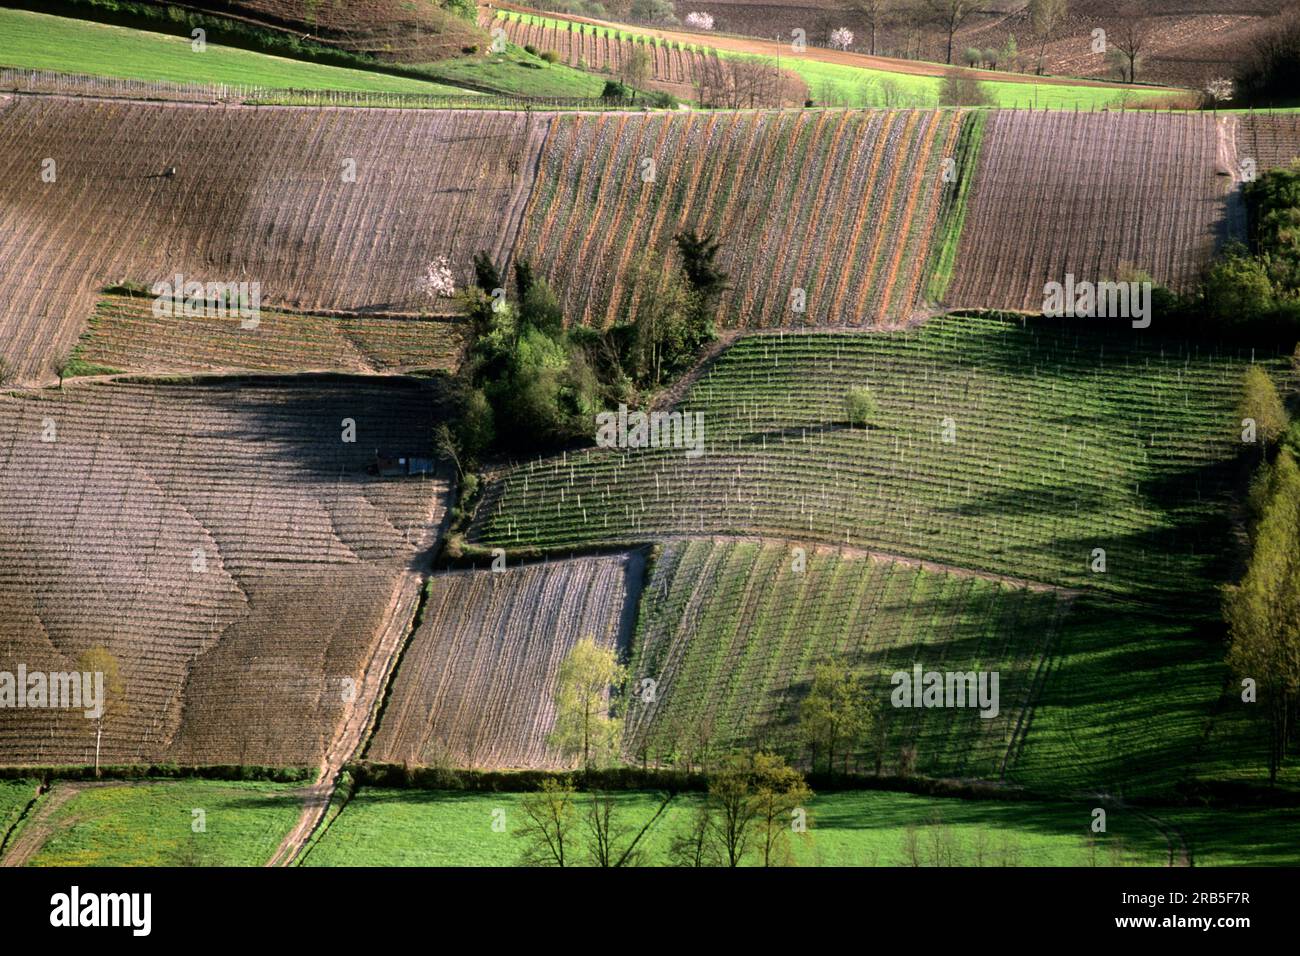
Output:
[
  {"xmin": 176, "ymin": 0, "xmax": 488, "ymax": 62},
  {"xmin": 368, "ymin": 552, "xmax": 644, "ymax": 769},
  {"xmin": 0, "ymin": 377, "xmax": 450, "ymax": 766},
  {"xmin": 0, "ymin": 98, "xmax": 545, "ymax": 383},
  {"xmin": 944, "ymin": 110, "xmax": 1230, "ymax": 311},
  {"xmin": 76, "ymin": 293, "xmax": 470, "ymax": 376}
]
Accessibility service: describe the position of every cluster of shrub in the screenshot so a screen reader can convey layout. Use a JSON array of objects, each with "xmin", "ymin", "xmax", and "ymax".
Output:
[
  {"xmin": 0, "ymin": 764, "xmax": 315, "ymax": 783},
  {"xmin": 438, "ymin": 231, "xmax": 727, "ymax": 484},
  {"xmin": 1111, "ymin": 162, "xmax": 1300, "ymax": 344}
]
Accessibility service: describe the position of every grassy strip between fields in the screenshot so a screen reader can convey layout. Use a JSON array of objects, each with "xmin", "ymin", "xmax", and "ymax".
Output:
[
  {"xmin": 0, "ymin": 8, "xmax": 472, "ymax": 93},
  {"xmin": 4, "ymin": 778, "xmax": 1296, "ymax": 866},
  {"xmin": 414, "ymin": 44, "xmax": 610, "ymax": 98},
  {"xmin": 496, "ymin": 9, "xmax": 1185, "ymax": 110},
  {"xmin": 0, "ymin": 779, "xmax": 38, "ymax": 855},
  {"xmin": 924, "ymin": 110, "xmax": 987, "ymax": 303},
  {"xmin": 301, "ymin": 787, "xmax": 1300, "ymax": 866}
]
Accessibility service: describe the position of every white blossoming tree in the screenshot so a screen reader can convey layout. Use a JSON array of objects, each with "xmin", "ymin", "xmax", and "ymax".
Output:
[
  {"xmin": 830, "ymin": 27, "xmax": 854, "ymax": 51},
  {"xmin": 1205, "ymin": 77, "xmax": 1234, "ymax": 104},
  {"xmin": 684, "ymin": 11, "xmax": 714, "ymax": 30},
  {"xmin": 417, "ymin": 255, "xmax": 456, "ymax": 301}
]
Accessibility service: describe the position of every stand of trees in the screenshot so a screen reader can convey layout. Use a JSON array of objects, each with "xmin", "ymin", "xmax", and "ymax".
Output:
[
  {"xmin": 1236, "ymin": 7, "xmax": 1300, "ymax": 106},
  {"xmin": 440, "ymin": 231, "xmax": 723, "ymax": 467},
  {"xmin": 1226, "ymin": 371, "xmax": 1299, "ymax": 785}
]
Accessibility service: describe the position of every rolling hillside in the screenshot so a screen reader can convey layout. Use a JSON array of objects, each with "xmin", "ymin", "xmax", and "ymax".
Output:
[
  {"xmin": 0, "ymin": 97, "xmax": 544, "ymax": 383},
  {"xmin": 0, "ymin": 377, "xmax": 449, "ymax": 766},
  {"xmin": 369, "ymin": 553, "xmax": 644, "ymax": 768},
  {"xmin": 518, "ymin": 108, "xmax": 964, "ymax": 329},
  {"xmin": 470, "ymin": 316, "xmax": 1275, "ymax": 602}
]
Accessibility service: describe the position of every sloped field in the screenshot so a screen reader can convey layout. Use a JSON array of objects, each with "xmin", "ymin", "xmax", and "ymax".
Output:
[
  {"xmin": 487, "ymin": 11, "xmax": 807, "ymax": 104},
  {"xmin": 9, "ymin": 779, "xmax": 300, "ymax": 867},
  {"xmin": 944, "ymin": 111, "xmax": 1229, "ymax": 311},
  {"xmin": 186, "ymin": 0, "xmax": 487, "ymax": 63},
  {"xmin": 369, "ymin": 553, "xmax": 644, "ymax": 769},
  {"xmin": 0, "ymin": 98, "xmax": 545, "ymax": 383},
  {"xmin": 1236, "ymin": 113, "xmax": 1300, "ymax": 173},
  {"xmin": 625, "ymin": 537, "xmax": 1066, "ymax": 778},
  {"xmin": 0, "ymin": 377, "xmax": 450, "ymax": 766},
  {"xmin": 624, "ymin": 538, "xmax": 1234, "ymax": 791},
  {"xmin": 472, "ymin": 316, "xmax": 1278, "ymax": 602},
  {"xmin": 75, "ymin": 293, "xmax": 469, "ymax": 376},
  {"xmin": 518, "ymin": 108, "xmax": 965, "ymax": 329}
]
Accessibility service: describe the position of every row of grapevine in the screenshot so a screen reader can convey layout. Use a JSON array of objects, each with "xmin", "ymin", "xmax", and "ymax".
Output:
[
  {"xmin": 76, "ymin": 293, "xmax": 470, "ymax": 376},
  {"xmin": 944, "ymin": 111, "xmax": 1227, "ymax": 311},
  {"xmin": 0, "ymin": 377, "xmax": 450, "ymax": 766},
  {"xmin": 0, "ymin": 98, "xmax": 546, "ymax": 382},
  {"xmin": 1235, "ymin": 113, "xmax": 1300, "ymax": 175},
  {"xmin": 489, "ymin": 11, "xmax": 806, "ymax": 104},
  {"xmin": 471, "ymin": 315, "xmax": 1282, "ymax": 602},
  {"xmin": 517, "ymin": 109, "xmax": 964, "ymax": 330},
  {"xmin": 369, "ymin": 553, "xmax": 643, "ymax": 769},
  {"xmin": 624, "ymin": 537, "xmax": 1067, "ymax": 778}
]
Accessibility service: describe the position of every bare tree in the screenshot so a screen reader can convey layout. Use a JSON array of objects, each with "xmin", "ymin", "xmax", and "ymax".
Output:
[
  {"xmin": 694, "ymin": 56, "xmax": 787, "ymax": 108},
  {"xmin": 583, "ymin": 791, "xmax": 651, "ymax": 867},
  {"xmin": 921, "ymin": 0, "xmax": 986, "ymax": 65},
  {"xmin": 620, "ymin": 43, "xmax": 652, "ymax": 95},
  {"xmin": 514, "ymin": 779, "xmax": 577, "ymax": 867},
  {"xmin": 843, "ymin": 0, "xmax": 891, "ymax": 55},
  {"xmin": 1108, "ymin": 16, "xmax": 1151, "ymax": 84},
  {"xmin": 666, "ymin": 802, "xmax": 719, "ymax": 866},
  {"xmin": 1028, "ymin": 0, "xmax": 1066, "ymax": 75}
]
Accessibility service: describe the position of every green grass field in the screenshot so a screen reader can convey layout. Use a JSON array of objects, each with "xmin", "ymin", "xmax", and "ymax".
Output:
[
  {"xmin": 0, "ymin": 779, "xmax": 36, "ymax": 850},
  {"xmin": 0, "ymin": 9, "xmax": 471, "ymax": 93},
  {"xmin": 24, "ymin": 780, "xmax": 301, "ymax": 867},
  {"xmin": 301, "ymin": 787, "xmax": 1292, "ymax": 866},
  {"xmin": 497, "ymin": 10, "xmax": 1184, "ymax": 110},
  {"xmin": 417, "ymin": 44, "xmax": 608, "ymax": 98}
]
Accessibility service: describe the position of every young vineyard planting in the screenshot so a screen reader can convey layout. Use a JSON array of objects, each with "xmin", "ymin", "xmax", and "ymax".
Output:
[
  {"xmin": 944, "ymin": 111, "xmax": 1230, "ymax": 312},
  {"xmin": 471, "ymin": 316, "xmax": 1280, "ymax": 603},
  {"xmin": 0, "ymin": 98, "xmax": 545, "ymax": 383},
  {"xmin": 0, "ymin": 377, "xmax": 450, "ymax": 766},
  {"xmin": 368, "ymin": 553, "xmax": 644, "ymax": 769},
  {"xmin": 1236, "ymin": 113, "xmax": 1300, "ymax": 174},
  {"xmin": 75, "ymin": 293, "xmax": 470, "ymax": 376},
  {"xmin": 517, "ymin": 109, "xmax": 966, "ymax": 329},
  {"xmin": 624, "ymin": 537, "xmax": 1068, "ymax": 778}
]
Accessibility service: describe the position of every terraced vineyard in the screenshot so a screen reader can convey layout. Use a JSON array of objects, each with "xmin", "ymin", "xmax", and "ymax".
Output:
[
  {"xmin": 518, "ymin": 109, "xmax": 966, "ymax": 329},
  {"xmin": 369, "ymin": 553, "xmax": 644, "ymax": 768},
  {"xmin": 74, "ymin": 293, "xmax": 469, "ymax": 376},
  {"xmin": 472, "ymin": 316, "xmax": 1279, "ymax": 602},
  {"xmin": 944, "ymin": 111, "xmax": 1230, "ymax": 311},
  {"xmin": 0, "ymin": 377, "xmax": 450, "ymax": 766},
  {"xmin": 624, "ymin": 537, "xmax": 1068, "ymax": 778},
  {"xmin": 0, "ymin": 98, "xmax": 544, "ymax": 383}
]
